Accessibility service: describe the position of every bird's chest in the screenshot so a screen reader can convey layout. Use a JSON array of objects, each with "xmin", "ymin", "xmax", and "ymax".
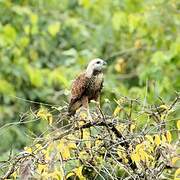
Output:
[{"xmin": 86, "ymin": 74, "xmax": 103, "ymax": 94}]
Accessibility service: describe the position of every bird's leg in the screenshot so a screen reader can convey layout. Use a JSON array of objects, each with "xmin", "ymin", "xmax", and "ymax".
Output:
[
  {"xmin": 82, "ymin": 96, "xmax": 93, "ymax": 122},
  {"xmin": 96, "ymin": 96, "xmax": 101, "ymax": 109},
  {"xmin": 91, "ymin": 96, "xmax": 101, "ymax": 109}
]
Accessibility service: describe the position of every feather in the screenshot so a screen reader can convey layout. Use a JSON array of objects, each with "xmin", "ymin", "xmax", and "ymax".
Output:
[
  {"xmin": 68, "ymin": 59, "xmax": 106, "ymax": 116},
  {"xmin": 68, "ymin": 73, "xmax": 89, "ymax": 115}
]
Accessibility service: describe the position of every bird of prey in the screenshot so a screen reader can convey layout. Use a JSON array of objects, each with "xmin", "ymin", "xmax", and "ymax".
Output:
[{"xmin": 68, "ymin": 58, "xmax": 107, "ymax": 118}]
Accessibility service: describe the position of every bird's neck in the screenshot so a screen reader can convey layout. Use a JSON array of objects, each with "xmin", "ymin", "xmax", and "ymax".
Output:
[
  {"xmin": 85, "ymin": 66, "xmax": 93, "ymax": 78},
  {"xmin": 93, "ymin": 70, "xmax": 102, "ymax": 76},
  {"xmin": 85, "ymin": 68, "xmax": 102, "ymax": 78}
]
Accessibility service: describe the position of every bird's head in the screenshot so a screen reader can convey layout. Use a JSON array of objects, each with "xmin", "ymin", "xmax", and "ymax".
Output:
[{"xmin": 86, "ymin": 58, "xmax": 107, "ymax": 77}]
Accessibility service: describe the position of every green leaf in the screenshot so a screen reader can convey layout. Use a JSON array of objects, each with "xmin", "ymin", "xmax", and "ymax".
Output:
[
  {"xmin": 79, "ymin": 0, "xmax": 91, "ymax": 8},
  {"xmin": 128, "ymin": 14, "xmax": 141, "ymax": 32},
  {"xmin": 3, "ymin": 24, "xmax": 17, "ymax": 45},
  {"xmin": 170, "ymin": 40, "xmax": 180, "ymax": 57},
  {"xmin": 19, "ymin": 37, "xmax": 30, "ymax": 48},
  {"xmin": 0, "ymin": 79, "xmax": 15, "ymax": 95},
  {"xmin": 30, "ymin": 14, "xmax": 38, "ymax": 24},
  {"xmin": 112, "ymin": 11, "xmax": 128, "ymax": 30},
  {"xmin": 151, "ymin": 51, "xmax": 169, "ymax": 66},
  {"xmin": 51, "ymin": 68, "xmax": 68, "ymax": 87},
  {"xmin": 12, "ymin": 5, "xmax": 31, "ymax": 15},
  {"xmin": 48, "ymin": 22, "xmax": 61, "ymax": 36},
  {"xmin": 25, "ymin": 66, "xmax": 44, "ymax": 88}
]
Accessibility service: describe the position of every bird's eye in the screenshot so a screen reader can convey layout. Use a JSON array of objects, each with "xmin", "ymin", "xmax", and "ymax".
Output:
[{"xmin": 96, "ymin": 61, "xmax": 101, "ymax": 64}]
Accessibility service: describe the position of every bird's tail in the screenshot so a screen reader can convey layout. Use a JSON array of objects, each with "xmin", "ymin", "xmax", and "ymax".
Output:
[
  {"xmin": 68, "ymin": 101, "xmax": 81, "ymax": 116},
  {"xmin": 67, "ymin": 108, "xmax": 76, "ymax": 116}
]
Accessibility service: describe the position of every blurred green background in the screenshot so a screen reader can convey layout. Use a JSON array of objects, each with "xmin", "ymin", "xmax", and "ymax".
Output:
[{"xmin": 0, "ymin": 0, "xmax": 179, "ymax": 158}]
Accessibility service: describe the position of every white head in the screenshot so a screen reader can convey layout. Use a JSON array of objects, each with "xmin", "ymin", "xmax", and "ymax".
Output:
[{"xmin": 86, "ymin": 58, "xmax": 107, "ymax": 77}]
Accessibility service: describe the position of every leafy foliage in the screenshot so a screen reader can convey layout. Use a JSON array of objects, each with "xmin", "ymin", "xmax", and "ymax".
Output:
[
  {"xmin": 0, "ymin": 0, "xmax": 179, "ymax": 179},
  {"xmin": 1, "ymin": 96, "xmax": 180, "ymax": 179}
]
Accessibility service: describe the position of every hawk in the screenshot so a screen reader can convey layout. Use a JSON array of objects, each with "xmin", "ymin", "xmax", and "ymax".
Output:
[{"xmin": 68, "ymin": 58, "xmax": 107, "ymax": 117}]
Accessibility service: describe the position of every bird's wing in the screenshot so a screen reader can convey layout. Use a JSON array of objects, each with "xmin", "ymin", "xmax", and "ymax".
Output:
[
  {"xmin": 100, "ymin": 78, "xmax": 104, "ymax": 90},
  {"xmin": 93, "ymin": 77, "xmax": 104, "ymax": 101},
  {"xmin": 69, "ymin": 73, "xmax": 89, "ymax": 105}
]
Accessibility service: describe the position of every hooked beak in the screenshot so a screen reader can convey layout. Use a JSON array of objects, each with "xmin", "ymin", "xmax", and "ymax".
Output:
[
  {"xmin": 102, "ymin": 61, "xmax": 107, "ymax": 70},
  {"xmin": 103, "ymin": 61, "xmax": 107, "ymax": 66}
]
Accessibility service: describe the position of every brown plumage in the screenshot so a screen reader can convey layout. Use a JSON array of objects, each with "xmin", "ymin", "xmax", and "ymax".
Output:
[{"xmin": 68, "ymin": 58, "xmax": 106, "ymax": 116}]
